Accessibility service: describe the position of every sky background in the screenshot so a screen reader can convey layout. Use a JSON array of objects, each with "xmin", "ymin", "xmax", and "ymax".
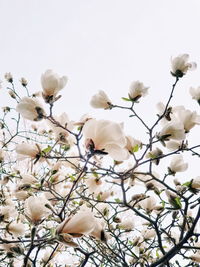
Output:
[{"xmin": 0, "ymin": 0, "xmax": 200, "ymax": 146}]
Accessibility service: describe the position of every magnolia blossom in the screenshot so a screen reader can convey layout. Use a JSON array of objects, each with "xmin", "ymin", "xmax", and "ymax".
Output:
[
  {"xmin": 47, "ymin": 112, "xmax": 74, "ymax": 144},
  {"xmin": 16, "ymin": 97, "xmax": 46, "ymax": 121},
  {"xmin": 139, "ymin": 196, "xmax": 157, "ymax": 212},
  {"xmin": 128, "ymin": 81, "xmax": 149, "ymax": 101},
  {"xmin": 169, "ymin": 155, "xmax": 188, "ymax": 174},
  {"xmin": 171, "ymin": 54, "xmax": 196, "ymax": 77},
  {"xmin": 165, "ymin": 140, "xmax": 185, "ymax": 151},
  {"xmin": 90, "ymin": 90, "xmax": 112, "ymax": 109},
  {"xmin": 82, "ymin": 119, "xmax": 129, "ymax": 161},
  {"xmin": 90, "ymin": 219, "xmax": 108, "ymax": 241},
  {"xmin": 15, "ymin": 143, "xmax": 41, "ymax": 161},
  {"xmin": 41, "ymin": 69, "xmax": 68, "ymax": 103},
  {"xmin": 142, "ymin": 228, "xmax": 156, "ymax": 240},
  {"xmin": 165, "ymin": 190, "xmax": 182, "ymax": 209},
  {"xmin": 0, "ymin": 149, "xmax": 5, "ymax": 162},
  {"xmin": 191, "ymin": 176, "xmax": 200, "ymax": 189},
  {"xmin": 171, "ymin": 106, "xmax": 200, "ymax": 132},
  {"xmin": 85, "ymin": 176, "xmax": 103, "ymax": 194},
  {"xmin": 118, "ymin": 218, "xmax": 134, "ymax": 231},
  {"xmin": 20, "ymin": 77, "xmax": 28, "ymax": 87},
  {"xmin": 146, "ymin": 147, "xmax": 163, "ymax": 165},
  {"xmin": 189, "ymin": 86, "xmax": 200, "ymax": 102},
  {"xmin": 14, "ymin": 174, "xmax": 37, "ymax": 200},
  {"xmin": 57, "ymin": 206, "xmax": 96, "ymax": 237},
  {"xmin": 24, "ymin": 195, "xmax": 50, "ymax": 224},
  {"xmin": 0, "ymin": 199, "xmax": 17, "ymax": 221},
  {"xmin": 158, "ymin": 120, "xmax": 185, "ymax": 141},
  {"xmin": 5, "ymin": 72, "xmax": 13, "ymax": 82},
  {"xmin": 7, "ymin": 221, "xmax": 25, "ymax": 237},
  {"xmin": 156, "ymin": 102, "xmax": 173, "ymax": 123}
]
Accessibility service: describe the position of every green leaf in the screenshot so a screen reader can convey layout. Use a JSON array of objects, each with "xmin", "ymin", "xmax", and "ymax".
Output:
[
  {"xmin": 183, "ymin": 181, "xmax": 192, "ymax": 187},
  {"xmin": 69, "ymin": 175, "xmax": 76, "ymax": 182},
  {"xmin": 121, "ymin": 97, "xmax": 132, "ymax": 102},
  {"xmin": 93, "ymin": 172, "xmax": 99, "ymax": 178},
  {"xmin": 97, "ymin": 194, "xmax": 101, "ymax": 201},
  {"xmin": 132, "ymin": 144, "xmax": 139, "ymax": 153},
  {"xmin": 42, "ymin": 146, "xmax": 52, "ymax": 154},
  {"xmin": 114, "ymin": 198, "xmax": 121, "ymax": 203},
  {"xmin": 174, "ymin": 197, "xmax": 182, "ymax": 209},
  {"xmin": 156, "ymin": 249, "xmax": 160, "ymax": 258}
]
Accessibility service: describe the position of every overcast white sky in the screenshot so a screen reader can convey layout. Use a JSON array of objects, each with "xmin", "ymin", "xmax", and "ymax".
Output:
[{"xmin": 1, "ymin": 0, "xmax": 200, "ymax": 136}]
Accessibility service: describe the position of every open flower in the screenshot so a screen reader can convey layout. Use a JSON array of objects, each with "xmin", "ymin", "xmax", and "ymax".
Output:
[
  {"xmin": 7, "ymin": 221, "xmax": 25, "ymax": 237},
  {"xmin": 47, "ymin": 112, "xmax": 74, "ymax": 144},
  {"xmin": 158, "ymin": 121, "xmax": 185, "ymax": 141},
  {"xmin": 24, "ymin": 195, "xmax": 50, "ymax": 224},
  {"xmin": 41, "ymin": 69, "xmax": 68, "ymax": 103},
  {"xmin": 16, "ymin": 97, "xmax": 46, "ymax": 121},
  {"xmin": 90, "ymin": 90, "xmax": 112, "ymax": 109},
  {"xmin": 89, "ymin": 219, "xmax": 108, "ymax": 242},
  {"xmin": 168, "ymin": 155, "xmax": 188, "ymax": 174},
  {"xmin": 138, "ymin": 196, "xmax": 157, "ymax": 212},
  {"xmin": 171, "ymin": 106, "xmax": 200, "ymax": 132},
  {"xmin": 128, "ymin": 81, "xmax": 149, "ymax": 101},
  {"xmin": 189, "ymin": 86, "xmax": 200, "ymax": 103},
  {"xmin": 171, "ymin": 54, "xmax": 196, "ymax": 77},
  {"xmin": 57, "ymin": 206, "xmax": 96, "ymax": 237},
  {"xmin": 191, "ymin": 176, "xmax": 200, "ymax": 189},
  {"xmin": 15, "ymin": 143, "xmax": 41, "ymax": 161},
  {"xmin": 146, "ymin": 147, "xmax": 163, "ymax": 165},
  {"xmin": 82, "ymin": 119, "xmax": 129, "ymax": 161}
]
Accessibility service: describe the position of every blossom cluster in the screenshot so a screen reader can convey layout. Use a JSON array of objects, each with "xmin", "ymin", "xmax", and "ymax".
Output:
[{"xmin": 0, "ymin": 54, "xmax": 200, "ymax": 266}]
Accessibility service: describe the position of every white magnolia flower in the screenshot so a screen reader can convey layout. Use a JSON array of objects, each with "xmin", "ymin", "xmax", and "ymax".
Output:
[
  {"xmin": 16, "ymin": 97, "xmax": 46, "ymax": 121},
  {"xmin": 156, "ymin": 102, "xmax": 173, "ymax": 125},
  {"xmin": 41, "ymin": 69, "xmax": 68, "ymax": 103},
  {"xmin": 165, "ymin": 140, "xmax": 185, "ymax": 151},
  {"xmin": 118, "ymin": 218, "xmax": 134, "ymax": 231},
  {"xmin": 90, "ymin": 90, "xmax": 112, "ymax": 109},
  {"xmin": 146, "ymin": 147, "xmax": 163, "ymax": 165},
  {"xmin": 191, "ymin": 176, "xmax": 200, "ymax": 189},
  {"xmin": 8, "ymin": 221, "xmax": 25, "ymax": 237},
  {"xmin": 0, "ymin": 149, "xmax": 5, "ymax": 162},
  {"xmin": 24, "ymin": 195, "xmax": 50, "ymax": 224},
  {"xmin": 20, "ymin": 77, "xmax": 28, "ymax": 87},
  {"xmin": 171, "ymin": 106, "xmax": 200, "ymax": 132},
  {"xmin": 47, "ymin": 112, "xmax": 74, "ymax": 144},
  {"xmin": 5, "ymin": 72, "xmax": 13, "ymax": 82},
  {"xmin": 189, "ymin": 86, "xmax": 200, "ymax": 102},
  {"xmin": 142, "ymin": 228, "xmax": 156, "ymax": 240},
  {"xmin": 190, "ymin": 253, "xmax": 200, "ymax": 263},
  {"xmin": 15, "ymin": 143, "xmax": 41, "ymax": 161},
  {"xmin": 14, "ymin": 174, "xmax": 37, "ymax": 200},
  {"xmin": 82, "ymin": 119, "xmax": 129, "ymax": 161},
  {"xmin": 128, "ymin": 81, "xmax": 149, "ymax": 101},
  {"xmin": 169, "ymin": 155, "xmax": 188, "ymax": 174},
  {"xmin": 90, "ymin": 219, "xmax": 108, "ymax": 241},
  {"xmin": 139, "ymin": 196, "xmax": 157, "ymax": 212},
  {"xmin": 0, "ymin": 199, "xmax": 17, "ymax": 221},
  {"xmin": 158, "ymin": 121, "xmax": 185, "ymax": 141},
  {"xmin": 171, "ymin": 54, "xmax": 196, "ymax": 77},
  {"xmin": 57, "ymin": 206, "xmax": 95, "ymax": 237},
  {"xmin": 85, "ymin": 176, "xmax": 103, "ymax": 194},
  {"xmin": 165, "ymin": 190, "xmax": 181, "ymax": 209}
]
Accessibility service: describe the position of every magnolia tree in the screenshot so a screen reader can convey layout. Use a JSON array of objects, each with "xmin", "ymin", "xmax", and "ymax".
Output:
[{"xmin": 1, "ymin": 54, "xmax": 200, "ymax": 267}]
